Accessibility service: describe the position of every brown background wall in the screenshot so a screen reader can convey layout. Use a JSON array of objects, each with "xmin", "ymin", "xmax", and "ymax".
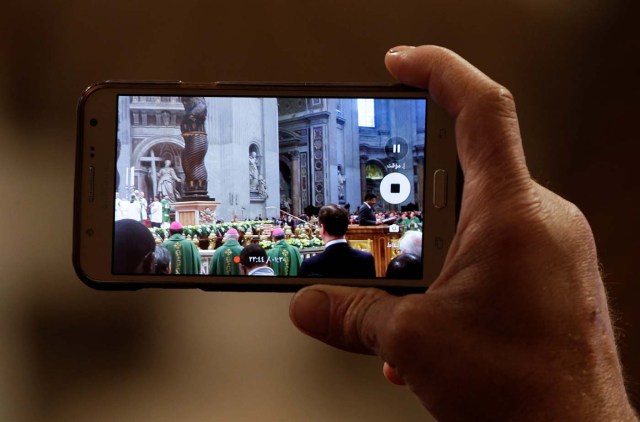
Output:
[{"xmin": 1, "ymin": 1, "xmax": 638, "ymax": 420}]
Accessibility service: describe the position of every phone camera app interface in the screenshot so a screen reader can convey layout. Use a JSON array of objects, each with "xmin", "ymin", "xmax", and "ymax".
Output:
[{"xmin": 113, "ymin": 95, "xmax": 426, "ymax": 280}]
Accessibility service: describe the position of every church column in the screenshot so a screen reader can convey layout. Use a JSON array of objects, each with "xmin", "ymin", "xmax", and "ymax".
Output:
[
  {"xmin": 360, "ymin": 154, "xmax": 367, "ymax": 200},
  {"xmin": 291, "ymin": 151, "xmax": 301, "ymax": 216},
  {"xmin": 149, "ymin": 150, "xmax": 158, "ymax": 197},
  {"xmin": 135, "ymin": 167, "xmax": 146, "ymax": 192},
  {"xmin": 117, "ymin": 97, "xmax": 132, "ymax": 197}
]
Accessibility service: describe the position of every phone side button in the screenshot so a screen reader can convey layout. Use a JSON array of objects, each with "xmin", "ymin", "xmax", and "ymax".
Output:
[
  {"xmin": 432, "ymin": 169, "xmax": 447, "ymax": 209},
  {"xmin": 88, "ymin": 166, "xmax": 95, "ymax": 203}
]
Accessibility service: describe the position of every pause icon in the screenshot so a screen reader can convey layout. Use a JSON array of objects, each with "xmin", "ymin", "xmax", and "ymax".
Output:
[{"xmin": 385, "ymin": 137, "xmax": 409, "ymax": 160}]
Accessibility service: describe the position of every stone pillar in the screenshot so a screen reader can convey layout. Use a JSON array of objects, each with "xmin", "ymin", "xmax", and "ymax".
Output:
[
  {"xmin": 117, "ymin": 97, "xmax": 132, "ymax": 197},
  {"xmin": 134, "ymin": 167, "xmax": 146, "ymax": 192},
  {"xmin": 311, "ymin": 125, "xmax": 326, "ymax": 207},
  {"xmin": 291, "ymin": 151, "xmax": 301, "ymax": 216},
  {"xmin": 149, "ymin": 150, "xmax": 158, "ymax": 199},
  {"xmin": 360, "ymin": 154, "xmax": 367, "ymax": 201}
]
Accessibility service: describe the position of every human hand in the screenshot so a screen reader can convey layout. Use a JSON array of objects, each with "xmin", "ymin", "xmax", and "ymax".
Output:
[{"xmin": 290, "ymin": 46, "xmax": 636, "ymax": 420}]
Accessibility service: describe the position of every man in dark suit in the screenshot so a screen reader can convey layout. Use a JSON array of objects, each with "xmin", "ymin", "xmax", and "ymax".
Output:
[
  {"xmin": 300, "ymin": 204, "xmax": 376, "ymax": 278},
  {"xmin": 358, "ymin": 193, "xmax": 381, "ymax": 226}
]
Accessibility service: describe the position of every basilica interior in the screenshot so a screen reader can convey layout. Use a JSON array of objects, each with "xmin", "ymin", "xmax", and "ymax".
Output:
[{"xmin": 117, "ymin": 95, "xmax": 426, "ymax": 221}]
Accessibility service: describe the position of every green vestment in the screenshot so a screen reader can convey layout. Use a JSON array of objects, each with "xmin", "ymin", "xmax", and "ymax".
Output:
[
  {"xmin": 209, "ymin": 238, "xmax": 243, "ymax": 275},
  {"xmin": 267, "ymin": 240, "xmax": 302, "ymax": 276},
  {"xmin": 163, "ymin": 234, "xmax": 202, "ymax": 275},
  {"xmin": 161, "ymin": 199, "xmax": 171, "ymax": 224}
]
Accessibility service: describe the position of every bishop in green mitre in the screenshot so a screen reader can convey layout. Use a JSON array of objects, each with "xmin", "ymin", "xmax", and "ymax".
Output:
[
  {"xmin": 209, "ymin": 228, "xmax": 243, "ymax": 275},
  {"xmin": 267, "ymin": 228, "xmax": 302, "ymax": 276},
  {"xmin": 163, "ymin": 221, "xmax": 202, "ymax": 275}
]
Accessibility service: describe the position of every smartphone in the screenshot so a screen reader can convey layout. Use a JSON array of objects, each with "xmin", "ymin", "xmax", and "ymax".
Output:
[{"xmin": 74, "ymin": 81, "xmax": 459, "ymax": 292}]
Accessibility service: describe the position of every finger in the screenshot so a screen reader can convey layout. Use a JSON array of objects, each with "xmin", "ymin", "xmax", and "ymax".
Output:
[
  {"xmin": 289, "ymin": 285, "xmax": 400, "ymax": 355},
  {"xmin": 383, "ymin": 361, "xmax": 406, "ymax": 386},
  {"xmin": 385, "ymin": 45, "xmax": 529, "ymax": 195}
]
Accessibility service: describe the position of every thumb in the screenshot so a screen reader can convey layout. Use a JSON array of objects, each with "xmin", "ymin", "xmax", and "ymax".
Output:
[
  {"xmin": 385, "ymin": 45, "xmax": 530, "ymax": 198},
  {"xmin": 289, "ymin": 285, "xmax": 400, "ymax": 355}
]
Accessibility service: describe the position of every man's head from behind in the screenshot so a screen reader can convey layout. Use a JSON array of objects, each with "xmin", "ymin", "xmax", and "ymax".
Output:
[
  {"xmin": 114, "ymin": 219, "xmax": 156, "ymax": 274},
  {"xmin": 318, "ymin": 204, "xmax": 349, "ymax": 240},
  {"xmin": 224, "ymin": 228, "xmax": 239, "ymax": 241},
  {"xmin": 272, "ymin": 228, "xmax": 285, "ymax": 241},
  {"xmin": 169, "ymin": 221, "xmax": 183, "ymax": 236},
  {"xmin": 239, "ymin": 243, "xmax": 269, "ymax": 274},
  {"xmin": 398, "ymin": 230, "xmax": 422, "ymax": 256},
  {"xmin": 386, "ymin": 253, "xmax": 422, "ymax": 279},
  {"xmin": 154, "ymin": 244, "xmax": 172, "ymax": 274}
]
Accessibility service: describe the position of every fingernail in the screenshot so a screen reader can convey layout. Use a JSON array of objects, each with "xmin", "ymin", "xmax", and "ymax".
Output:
[
  {"xmin": 292, "ymin": 289, "xmax": 330, "ymax": 337},
  {"xmin": 387, "ymin": 45, "xmax": 415, "ymax": 55}
]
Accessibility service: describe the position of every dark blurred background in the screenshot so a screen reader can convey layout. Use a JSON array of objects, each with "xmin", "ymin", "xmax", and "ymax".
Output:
[{"xmin": 1, "ymin": 1, "xmax": 638, "ymax": 420}]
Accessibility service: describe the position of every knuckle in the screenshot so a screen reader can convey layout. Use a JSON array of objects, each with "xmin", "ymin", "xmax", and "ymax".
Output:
[
  {"xmin": 475, "ymin": 85, "xmax": 517, "ymax": 118},
  {"xmin": 381, "ymin": 296, "xmax": 428, "ymax": 357},
  {"xmin": 489, "ymin": 85, "xmax": 516, "ymax": 106},
  {"xmin": 551, "ymin": 195, "xmax": 597, "ymax": 248},
  {"xmin": 499, "ymin": 186, "xmax": 598, "ymax": 264}
]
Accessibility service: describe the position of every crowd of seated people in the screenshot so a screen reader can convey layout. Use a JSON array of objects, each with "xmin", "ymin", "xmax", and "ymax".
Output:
[{"xmin": 114, "ymin": 203, "xmax": 423, "ymax": 279}]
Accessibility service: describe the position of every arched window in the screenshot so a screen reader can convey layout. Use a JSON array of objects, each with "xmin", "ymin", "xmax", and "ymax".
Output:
[
  {"xmin": 365, "ymin": 163, "xmax": 384, "ymax": 180},
  {"xmin": 357, "ymin": 98, "xmax": 375, "ymax": 127}
]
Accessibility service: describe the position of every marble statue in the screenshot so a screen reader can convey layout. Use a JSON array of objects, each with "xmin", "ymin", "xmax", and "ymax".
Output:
[{"xmin": 157, "ymin": 159, "xmax": 181, "ymax": 202}]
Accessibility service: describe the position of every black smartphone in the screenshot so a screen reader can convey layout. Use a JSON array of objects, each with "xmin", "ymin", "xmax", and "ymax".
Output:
[{"xmin": 74, "ymin": 81, "xmax": 458, "ymax": 292}]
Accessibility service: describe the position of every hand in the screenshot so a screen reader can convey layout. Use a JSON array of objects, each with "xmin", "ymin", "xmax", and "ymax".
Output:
[{"xmin": 289, "ymin": 46, "xmax": 636, "ymax": 420}]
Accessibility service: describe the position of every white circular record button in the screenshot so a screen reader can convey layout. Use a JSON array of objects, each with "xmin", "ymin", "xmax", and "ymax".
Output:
[{"xmin": 380, "ymin": 172, "xmax": 411, "ymax": 204}]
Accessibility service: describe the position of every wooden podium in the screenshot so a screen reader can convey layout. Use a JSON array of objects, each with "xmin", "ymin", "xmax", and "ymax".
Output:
[{"xmin": 346, "ymin": 225, "xmax": 401, "ymax": 277}]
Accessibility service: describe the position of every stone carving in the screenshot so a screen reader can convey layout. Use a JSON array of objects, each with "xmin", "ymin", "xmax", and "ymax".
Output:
[
  {"xmin": 257, "ymin": 175, "xmax": 268, "ymax": 198},
  {"xmin": 337, "ymin": 165, "xmax": 346, "ymax": 202},
  {"xmin": 199, "ymin": 207, "xmax": 217, "ymax": 225},
  {"xmin": 281, "ymin": 197, "xmax": 291, "ymax": 212}
]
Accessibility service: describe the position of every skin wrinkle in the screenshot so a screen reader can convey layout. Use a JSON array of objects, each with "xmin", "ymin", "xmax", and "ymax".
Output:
[
  {"xmin": 353, "ymin": 290, "xmax": 383, "ymax": 355},
  {"xmin": 331, "ymin": 290, "xmax": 355, "ymax": 352},
  {"xmin": 442, "ymin": 173, "xmax": 535, "ymax": 261},
  {"xmin": 439, "ymin": 191, "xmax": 545, "ymax": 285},
  {"xmin": 336, "ymin": 288, "xmax": 386, "ymax": 355},
  {"xmin": 456, "ymin": 110, "xmax": 524, "ymax": 177}
]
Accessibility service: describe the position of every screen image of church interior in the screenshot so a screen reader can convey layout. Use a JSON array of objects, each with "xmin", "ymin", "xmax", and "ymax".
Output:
[{"xmin": 114, "ymin": 95, "xmax": 426, "ymax": 278}]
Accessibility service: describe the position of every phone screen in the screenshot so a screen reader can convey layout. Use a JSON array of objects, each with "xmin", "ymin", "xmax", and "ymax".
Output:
[{"xmin": 113, "ymin": 95, "xmax": 426, "ymax": 279}]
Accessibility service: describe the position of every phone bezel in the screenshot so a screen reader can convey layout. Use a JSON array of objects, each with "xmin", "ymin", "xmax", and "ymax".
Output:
[{"xmin": 73, "ymin": 81, "xmax": 458, "ymax": 292}]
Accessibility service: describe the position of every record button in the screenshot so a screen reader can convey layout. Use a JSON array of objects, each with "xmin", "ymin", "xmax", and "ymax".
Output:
[{"xmin": 380, "ymin": 172, "xmax": 411, "ymax": 205}]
